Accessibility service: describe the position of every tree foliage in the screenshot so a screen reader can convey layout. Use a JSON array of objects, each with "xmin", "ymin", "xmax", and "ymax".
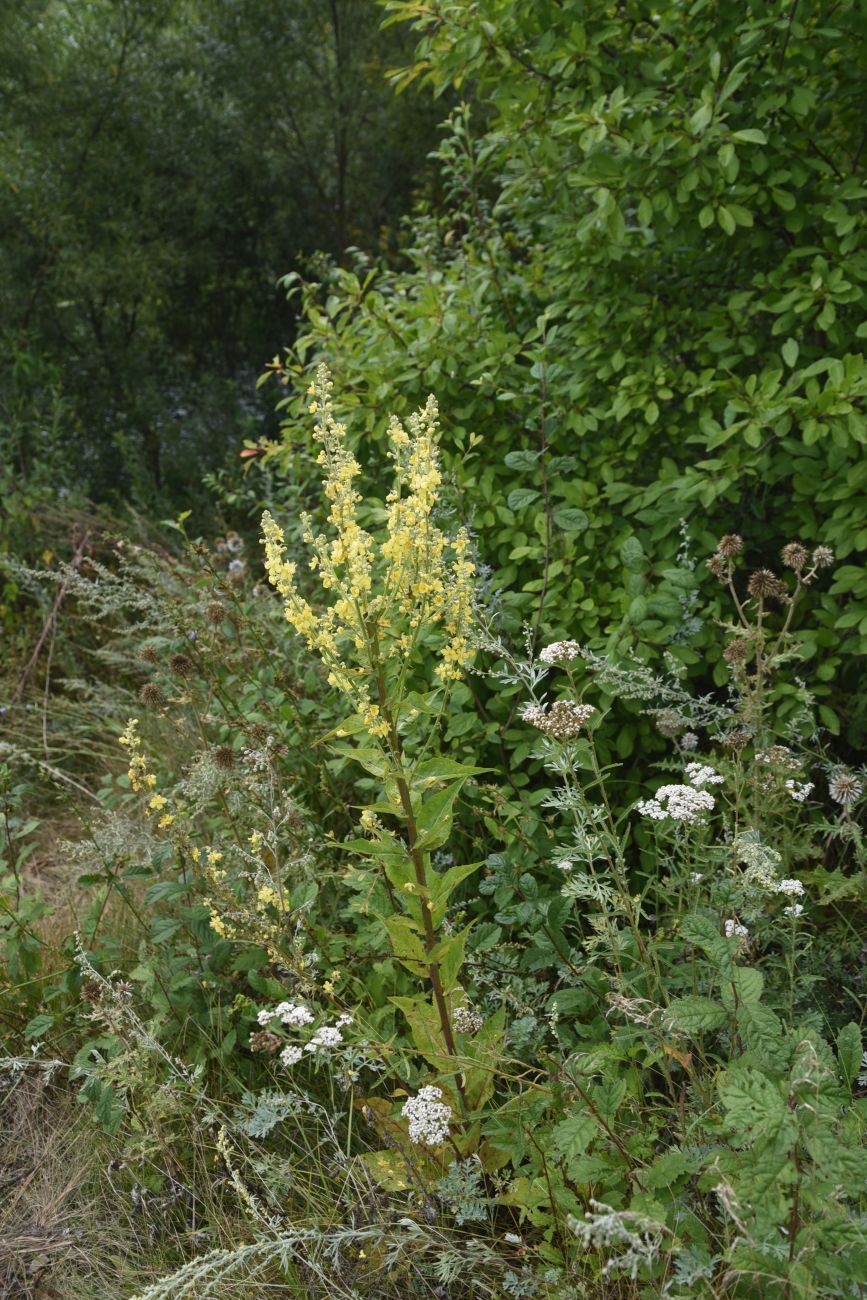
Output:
[{"xmin": 271, "ymin": 0, "xmax": 867, "ymax": 755}]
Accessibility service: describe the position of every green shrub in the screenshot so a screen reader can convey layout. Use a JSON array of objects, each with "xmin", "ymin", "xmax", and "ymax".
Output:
[{"xmin": 262, "ymin": 0, "xmax": 867, "ymax": 767}]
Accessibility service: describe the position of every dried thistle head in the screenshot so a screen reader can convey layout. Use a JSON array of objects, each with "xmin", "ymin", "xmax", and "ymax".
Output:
[
  {"xmin": 138, "ymin": 645, "xmax": 159, "ymax": 667},
  {"xmin": 812, "ymin": 546, "xmax": 834, "ymax": 569},
  {"xmin": 716, "ymin": 534, "xmax": 744, "ymax": 559},
  {"xmin": 781, "ymin": 542, "xmax": 808, "ymax": 572},
  {"xmin": 214, "ymin": 744, "xmax": 235, "ymax": 771},
  {"xmin": 204, "ymin": 601, "xmax": 226, "ymax": 626},
  {"xmin": 706, "ymin": 554, "xmax": 726, "ymax": 581},
  {"xmin": 139, "ymin": 682, "xmax": 167, "ymax": 710},
  {"xmin": 81, "ymin": 980, "xmax": 103, "ymax": 1005},
  {"xmin": 723, "ymin": 638, "xmax": 750, "ymax": 665},
  {"xmin": 168, "ymin": 652, "xmax": 195, "ymax": 679},
  {"xmin": 747, "ymin": 569, "xmax": 788, "ymax": 601},
  {"xmin": 248, "ymin": 723, "xmax": 269, "ymax": 745}
]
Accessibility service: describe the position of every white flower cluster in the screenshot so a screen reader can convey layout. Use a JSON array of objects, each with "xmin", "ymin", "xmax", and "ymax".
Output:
[
  {"xmin": 684, "ymin": 762, "xmax": 724, "ymax": 789},
  {"xmin": 401, "ymin": 1085, "xmax": 452, "ymax": 1146},
  {"xmin": 305, "ymin": 1025, "xmax": 343, "ymax": 1054},
  {"xmin": 257, "ymin": 1000, "xmax": 315, "ymax": 1028},
  {"xmin": 775, "ymin": 878, "xmax": 805, "ymax": 897},
  {"xmin": 453, "ymin": 1005, "xmax": 484, "ymax": 1034},
  {"xmin": 637, "ymin": 785, "xmax": 715, "ymax": 823},
  {"xmin": 784, "ymin": 903, "xmax": 804, "ymax": 918},
  {"xmin": 539, "ymin": 640, "xmax": 581, "ymax": 665},
  {"xmin": 785, "ymin": 779, "xmax": 814, "ymax": 803},
  {"xmin": 724, "ymin": 918, "xmax": 749, "ymax": 941},
  {"xmin": 755, "ymin": 745, "xmax": 801, "ymax": 771}
]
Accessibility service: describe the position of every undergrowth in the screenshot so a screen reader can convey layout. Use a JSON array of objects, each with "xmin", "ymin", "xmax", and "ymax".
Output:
[{"xmin": 2, "ymin": 372, "xmax": 866, "ymax": 1299}]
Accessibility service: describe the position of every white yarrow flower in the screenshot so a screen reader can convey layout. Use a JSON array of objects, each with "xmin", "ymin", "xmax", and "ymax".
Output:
[
  {"xmin": 280, "ymin": 1045, "xmax": 303, "ymax": 1067},
  {"xmin": 684, "ymin": 762, "xmax": 724, "ymax": 789},
  {"xmin": 637, "ymin": 785, "xmax": 715, "ymax": 823},
  {"xmin": 776, "ymin": 878, "xmax": 805, "ymax": 897},
  {"xmin": 401, "ymin": 1085, "xmax": 452, "ymax": 1146}
]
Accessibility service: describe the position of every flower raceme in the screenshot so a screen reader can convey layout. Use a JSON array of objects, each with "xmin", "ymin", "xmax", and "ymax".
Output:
[{"xmin": 261, "ymin": 366, "xmax": 476, "ymax": 737}]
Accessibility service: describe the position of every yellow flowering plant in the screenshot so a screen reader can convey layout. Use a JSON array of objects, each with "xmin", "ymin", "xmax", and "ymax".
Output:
[{"xmin": 262, "ymin": 365, "xmax": 503, "ymax": 1116}]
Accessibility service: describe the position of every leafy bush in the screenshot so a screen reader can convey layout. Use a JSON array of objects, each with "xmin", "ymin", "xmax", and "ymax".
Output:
[{"xmin": 263, "ymin": 0, "xmax": 867, "ymax": 764}]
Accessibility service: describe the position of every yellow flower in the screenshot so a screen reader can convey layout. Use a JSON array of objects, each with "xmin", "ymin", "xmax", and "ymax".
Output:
[
  {"xmin": 148, "ymin": 794, "xmax": 167, "ymax": 812},
  {"xmin": 158, "ymin": 814, "xmax": 175, "ymax": 829}
]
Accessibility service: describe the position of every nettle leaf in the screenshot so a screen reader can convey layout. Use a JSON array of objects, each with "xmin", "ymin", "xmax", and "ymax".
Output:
[
  {"xmin": 680, "ymin": 914, "xmax": 735, "ymax": 978},
  {"xmin": 836, "ymin": 1022, "xmax": 863, "ymax": 1089},
  {"xmin": 667, "ymin": 995, "xmax": 728, "ymax": 1034},
  {"xmin": 720, "ymin": 966, "xmax": 764, "ymax": 1010},
  {"xmin": 551, "ymin": 1112, "xmax": 598, "ymax": 1163},
  {"xmin": 717, "ymin": 1068, "xmax": 796, "ymax": 1151},
  {"xmin": 24, "ymin": 1012, "xmax": 55, "ymax": 1041}
]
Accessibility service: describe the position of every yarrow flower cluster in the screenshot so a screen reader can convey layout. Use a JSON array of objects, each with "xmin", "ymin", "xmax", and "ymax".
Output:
[
  {"xmin": 684, "ymin": 762, "xmax": 723, "ymax": 789},
  {"xmin": 252, "ymin": 1001, "xmax": 353, "ymax": 1067},
  {"xmin": 775, "ymin": 878, "xmax": 805, "ymax": 897},
  {"xmin": 785, "ymin": 779, "xmax": 814, "ymax": 803},
  {"xmin": 257, "ymin": 1001, "xmax": 315, "ymax": 1028},
  {"xmin": 637, "ymin": 785, "xmax": 715, "ymax": 823},
  {"xmin": 539, "ymin": 640, "xmax": 581, "ymax": 665},
  {"xmin": 453, "ymin": 1004, "xmax": 483, "ymax": 1034},
  {"xmin": 401, "ymin": 1085, "xmax": 452, "ymax": 1147},
  {"xmin": 521, "ymin": 700, "xmax": 596, "ymax": 740},
  {"xmin": 724, "ymin": 918, "xmax": 749, "ymax": 941}
]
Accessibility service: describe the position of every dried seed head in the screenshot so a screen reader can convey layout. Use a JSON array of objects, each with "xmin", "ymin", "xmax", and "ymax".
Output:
[
  {"xmin": 139, "ymin": 682, "xmax": 167, "ymax": 710},
  {"xmin": 721, "ymin": 729, "xmax": 751, "ymax": 751},
  {"xmin": 654, "ymin": 709, "xmax": 685, "ymax": 738},
  {"xmin": 747, "ymin": 569, "xmax": 787, "ymax": 601},
  {"xmin": 204, "ymin": 601, "xmax": 226, "ymax": 626},
  {"xmin": 811, "ymin": 546, "xmax": 834, "ymax": 569},
  {"xmin": 81, "ymin": 980, "xmax": 103, "ymax": 1005},
  {"xmin": 138, "ymin": 645, "xmax": 159, "ymax": 666},
  {"xmin": 829, "ymin": 773, "xmax": 863, "ymax": 806},
  {"xmin": 716, "ymin": 534, "xmax": 744, "ymax": 559},
  {"xmin": 781, "ymin": 542, "xmax": 808, "ymax": 572},
  {"xmin": 114, "ymin": 981, "xmax": 133, "ymax": 1001},
  {"xmin": 706, "ymin": 554, "xmax": 726, "ymax": 581},
  {"xmin": 723, "ymin": 638, "xmax": 750, "ymax": 665},
  {"xmin": 249, "ymin": 1030, "xmax": 282, "ymax": 1055},
  {"xmin": 248, "ymin": 723, "xmax": 270, "ymax": 745},
  {"xmin": 214, "ymin": 744, "xmax": 235, "ymax": 771},
  {"xmin": 168, "ymin": 652, "xmax": 195, "ymax": 678}
]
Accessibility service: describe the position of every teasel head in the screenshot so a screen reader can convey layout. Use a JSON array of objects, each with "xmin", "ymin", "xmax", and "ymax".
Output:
[
  {"xmin": 139, "ymin": 682, "xmax": 167, "ymax": 710},
  {"xmin": 168, "ymin": 652, "xmax": 195, "ymax": 679},
  {"xmin": 716, "ymin": 534, "xmax": 743, "ymax": 559},
  {"xmin": 204, "ymin": 600, "xmax": 226, "ymax": 627},
  {"xmin": 781, "ymin": 542, "xmax": 808, "ymax": 573},
  {"xmin": 138, "ymin": 645, "xmax": 159, "ymax": 667},
  {"xmin": 747, "ymin": 569, "xmax": 788, "ymax": 602},
  {"xmin": 214, "ymin": 744, "xmax": 235, "ymax": 771},
  {"xmin": 706, "ymin": 553, "xmax": 726, "ymax": 581}
]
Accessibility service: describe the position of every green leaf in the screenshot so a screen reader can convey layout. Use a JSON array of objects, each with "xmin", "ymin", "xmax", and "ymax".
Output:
[
  {"xmin": 507, "ymin": 488, "xmax": 540, "ymax": 511},
  {"xmin": 720, "ymin": 966, "xmax": 764, "ymax": 1009},
  {"xmin": 24, "ymin": 1012, "xmax": 55, "ymax": 1041},
  {"xmin": 553, "ymin": 506, "xmax": 589, "ymax": 531},
  {"xmin": 836, "ymin": 1022, "xmax": 863, "ymax": 1089},
  {"xmin": 414, "ymin": 778, "xmax": 467, "ymax": 852},
  {"xmin": 666, "ymin": 995, "xmax": 727, "ymax": 1034},
  {"xmin": 782, "ymin": 338, "xmax": 799, "ymax": 367},
  {"xmin": 730, "ymin": 128, "xmax": 767, "ymax": 144}
]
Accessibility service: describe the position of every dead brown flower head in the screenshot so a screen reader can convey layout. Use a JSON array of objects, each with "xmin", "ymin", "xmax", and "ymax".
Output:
[
  {"xmin": 168, "ymin": 652, "xmax": 195, "ymax": 679},
  {"xmin": 781, "ymin": 543, "xmax": 808, "ymax": 572},
  {"xmin": 747, "ymin": 569, "xmax": 788, "ymax": 602}
]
